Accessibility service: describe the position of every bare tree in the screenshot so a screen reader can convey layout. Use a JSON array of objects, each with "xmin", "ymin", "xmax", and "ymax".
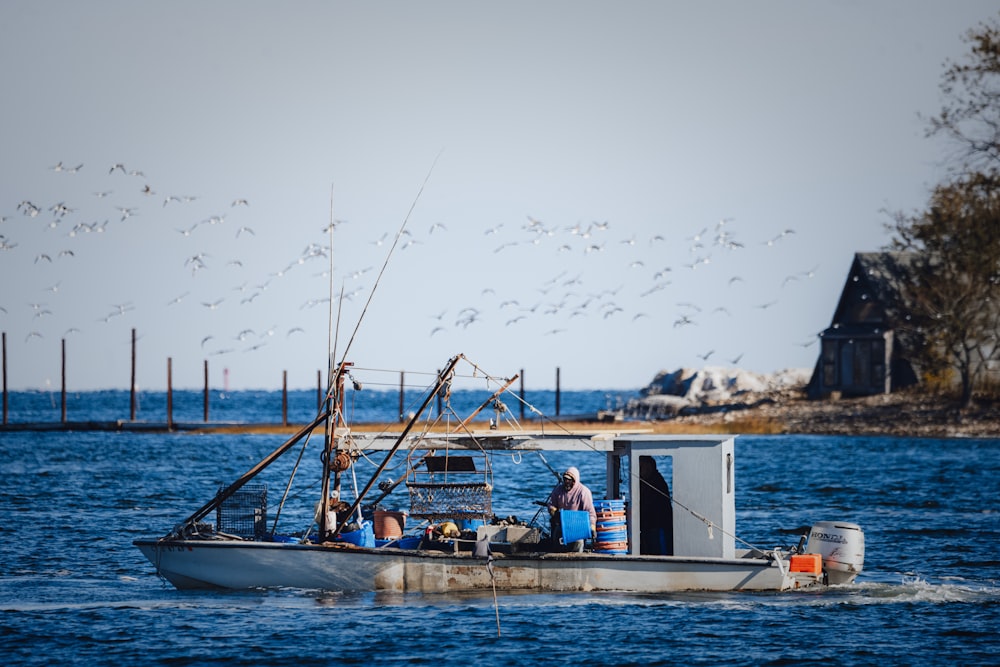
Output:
[{"xmin": 926, "ymin": 13, "xmax": 1000, "ymax": 172}]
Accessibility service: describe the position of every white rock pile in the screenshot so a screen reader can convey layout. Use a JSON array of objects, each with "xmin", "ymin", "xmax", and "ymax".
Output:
[{"xmin": 626, "ymin": 367, "xmax": 811, "ymax": 418}]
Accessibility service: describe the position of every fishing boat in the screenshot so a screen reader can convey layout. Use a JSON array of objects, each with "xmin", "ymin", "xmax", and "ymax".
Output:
[{"xmin": 134, "ymin": 353, "xmax": 865, "ymax": 593}]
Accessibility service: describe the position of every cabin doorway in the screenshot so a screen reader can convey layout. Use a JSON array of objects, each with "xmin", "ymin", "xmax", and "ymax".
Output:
[{"xmin": 635, "ymin": 455, "xmax": 674, "ymax": 556}]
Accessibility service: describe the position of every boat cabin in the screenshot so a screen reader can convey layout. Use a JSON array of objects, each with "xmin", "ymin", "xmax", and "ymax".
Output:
[{"xmin": 355, "ymin": 431, "xmax": 738, "ymax": 559}]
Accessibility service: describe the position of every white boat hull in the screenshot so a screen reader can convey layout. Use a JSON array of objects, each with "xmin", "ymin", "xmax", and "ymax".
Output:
[{"xmin": 134, "ymin": 539, "xmax": 818, "ymax": 593}]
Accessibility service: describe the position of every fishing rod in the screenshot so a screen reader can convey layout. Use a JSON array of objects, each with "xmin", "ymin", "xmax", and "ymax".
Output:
[{"xmin": 334, "ymin": 151, "xmax": 441, "ymax": 370}]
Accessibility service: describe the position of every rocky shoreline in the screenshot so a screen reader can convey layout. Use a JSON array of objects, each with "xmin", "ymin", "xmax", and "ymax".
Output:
[
  {"xmin": 628, "ymin": 388, "xmax": 1000, "ymax": 439},
  {"xmin": 615, "ymin": 366, "xmax": 999, "ymax": 438}
]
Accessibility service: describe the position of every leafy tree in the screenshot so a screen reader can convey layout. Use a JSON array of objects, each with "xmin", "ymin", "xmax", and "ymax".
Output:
[{"xmin": 887, "ymin": 172, "xmax": 1000, "ymax": 407}]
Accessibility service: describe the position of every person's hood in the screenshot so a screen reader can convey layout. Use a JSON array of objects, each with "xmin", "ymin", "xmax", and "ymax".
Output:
[{"xmin": 564, "ymin": 466, "xmax": 580, "ymax": 484}]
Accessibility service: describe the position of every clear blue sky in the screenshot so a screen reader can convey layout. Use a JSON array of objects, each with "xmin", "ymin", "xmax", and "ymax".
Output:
[{"xmin": 1, "ymin": 1, "xmax": 996, "ymax": 391}]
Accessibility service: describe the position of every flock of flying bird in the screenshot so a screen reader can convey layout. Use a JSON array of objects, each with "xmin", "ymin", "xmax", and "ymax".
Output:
[
  {"xmin": 2, "ymin": 159, "xmax": 823, "ymax": 387},
  {"xmin": 2, "ymin": 161, "xmax": 334, "ymax": 360},
  {"xmin": 407, "ymin": 213, "xmax": 817, "ymax": 369}
]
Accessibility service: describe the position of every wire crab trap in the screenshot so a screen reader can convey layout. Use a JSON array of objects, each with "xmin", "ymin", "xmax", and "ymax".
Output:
[
  {"xmin": 405, "ymin": 455, "xmax": 492, "ymax": 521},
  {"xmin": 216, "ymin": 483, "xmax": 268, "ymax": 539}
]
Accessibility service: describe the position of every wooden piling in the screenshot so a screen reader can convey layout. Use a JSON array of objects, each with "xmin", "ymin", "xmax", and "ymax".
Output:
[
  {"xmin": 555, "ymin": 367, "xmax": 561, "ymax": 416},
  {"xmin": 282, "ymin": 370, "xmax": 288, "ymax": 427},
  {"xmin": 61, "ymin": 338, "xmax": 67, "ymax": 423},
  {"xmin": 519, "ymin": 369, "xmax": 525, "ymax": 420},
  {"xmin": 2, "ymin": 332, "xmax": 7, "ymax": 425},
  {"xmin": 203, "ymin": 359, "xmax": 209, "ymax": 422},
  {"xmin": 130, "ymin": 328, "xmax": 137, "ymax": 421},
  {"xmin": 436, "ymin": 371, "xmax": 443, "ymax": 416},
  {"xmin": 166, "ymin": 357, "xmax": 173, "ymax": 430},
  {"xmin": 399, "ymin": 370, "xmax": 405, "ymax": 423}
]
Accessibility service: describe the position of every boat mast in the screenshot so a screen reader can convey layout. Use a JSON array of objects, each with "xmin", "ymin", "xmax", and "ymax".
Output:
[
  {"xmin": 318, "ymin": 360, "xmax": 349, "ymax": 539},
  {"xmin": 318, "ymin": 183, "xmax": 343, "ymax": 540},
  {"xmin": 329, "ymin": 353, "xmax": 462, "ymax": 540}
]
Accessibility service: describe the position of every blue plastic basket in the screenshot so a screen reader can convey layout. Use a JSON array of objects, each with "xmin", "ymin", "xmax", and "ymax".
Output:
[
  {"xmin": 595, "ymin": 499, "xmax": 625, "ymax": 513},
  {"xmin": 558, "ymin": 509, "xmax": 592, "ymax": 544},
  {"xmin": 335, "ymin": 521, "xmax": 375, "ymax": 548}
]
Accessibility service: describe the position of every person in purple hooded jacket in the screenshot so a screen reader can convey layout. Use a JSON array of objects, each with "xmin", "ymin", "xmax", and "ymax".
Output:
[{"xmin": 546, "ymin": 466, "xmax": 597, "ymax": 552}]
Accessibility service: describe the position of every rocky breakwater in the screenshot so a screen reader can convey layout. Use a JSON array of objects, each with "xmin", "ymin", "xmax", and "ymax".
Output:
[{"xmin": 625, "ymin": 366, "xmax": 809, "ymax": 420}]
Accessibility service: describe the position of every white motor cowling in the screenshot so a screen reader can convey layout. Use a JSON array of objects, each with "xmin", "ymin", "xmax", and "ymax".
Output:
[{"xmin": 806, "ymin": 521, "xmax": 865, "ymax": 585}]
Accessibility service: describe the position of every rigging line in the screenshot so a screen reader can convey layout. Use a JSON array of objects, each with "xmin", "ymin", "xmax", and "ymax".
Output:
[
  {"xmin": 329, "ymin": 288, "xmax": 345, "ymax": 398},
  {"xmin": 434, "ymin": 402, "xmax": 496, "ymax": 462},
  {"xmin": 535, "ymin": 450, "xmax": 562, "ymax": 481},
  {"xmin": 496, "ymin": 399, "xmax": 523, "ymax": 430},
  {"xmin": 270, "ymin": 427, "xmax": 317, "ymax": 534},
  {"xmin": 454, "ymin": 373, "xmax": 520, "ymax": 430},
  {"xmin": 172, "ymin": 410, "xmax": 329, "ymax": 532},
  {"xmin": 334, "ymin": 183, "xmax": 344, "ymax": 391},
  {"xmin": 350, "ymin": 366, "xmax": 457, "ymax": 471},
  {"xmin": 455, "ymin": 356, "xmax": 546, "ymax": 420},
  {"xmin": 349, "ymin": 365, "xmax": 510, "ymax": 381},
  {"xmin": 489, "ymin": 553, "xmax": 501, "ymax": 637},
  {"xmin": 337, "ymin": 151, "xmax": 443, "ymax": 368},
  {"xmin": 664, "ymin": 491, "xmax": 765, "ymax": 553}
]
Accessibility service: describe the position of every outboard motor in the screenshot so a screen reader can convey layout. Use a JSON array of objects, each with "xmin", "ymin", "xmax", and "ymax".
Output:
[{"xmin": 806, "ymin": 521, "xmax": 865, "ymax": 585}]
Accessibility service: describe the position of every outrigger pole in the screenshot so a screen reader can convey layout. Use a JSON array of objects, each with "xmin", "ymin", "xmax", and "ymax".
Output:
[
  {"xmin": 328, "ymin": 353, "xmax": 462, "ymax": 540},
  {"xmin": 454, "ymin": 373, "xmax": 519, "ymax": 431},
  {"xmin": 169, "ymin": 409, "xmax": 330, "ymax": 536}
]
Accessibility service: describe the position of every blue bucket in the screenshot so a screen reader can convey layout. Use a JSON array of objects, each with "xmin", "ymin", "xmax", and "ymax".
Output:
[
  {"xmin": 595, "ymin": 546, "xmax": 628, "ymax": 554},
  {"xmin": 456, "ymin": 518, "xmax": 485, "ymax": 531},
  {"xmin": 397, "ymin": 535, "xmax": 422, "ymax": 549},
  {"xmin": 335, "ymin": 521, "xmax": 375, "ymax": 548},
  {"xmin": 597, "ymin": 529, "xmax": 627, "ymax": 542},
  {"xmin": 595, "ymin": 498, "xmax": 628, "ymax": 553},
  {"xmin": 595, "ymin": 499, "xmax": 625, "ymax": 513}
]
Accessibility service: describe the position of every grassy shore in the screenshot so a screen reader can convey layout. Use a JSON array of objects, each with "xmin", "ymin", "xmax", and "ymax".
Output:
[{"xmin": 191, "ymin": 389, "xmax": 1000, "ymax": 439}]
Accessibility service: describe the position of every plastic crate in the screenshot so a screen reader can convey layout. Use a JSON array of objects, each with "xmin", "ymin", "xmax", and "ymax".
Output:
[
  {"xmin": 558, "ymin": 509, "xmax": 592, "ymax": 544},
  {"xmin": 790, "ymin": 553, "xmax": 823, "ymax": 575}
]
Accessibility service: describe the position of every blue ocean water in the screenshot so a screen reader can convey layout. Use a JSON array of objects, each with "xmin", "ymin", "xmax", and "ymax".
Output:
[
  {"xmin": 1, "ymin": 392, "xmax": 998, "ymax": 666},
  {"xmin": 2, "ymin": 387, "xmax": 630, "ymax": 425}
]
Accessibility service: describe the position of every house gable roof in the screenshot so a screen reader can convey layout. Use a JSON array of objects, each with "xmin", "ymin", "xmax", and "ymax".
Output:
[{"xmin": 828, "ymin": 251, "xmax": 917, "ymax": 328}]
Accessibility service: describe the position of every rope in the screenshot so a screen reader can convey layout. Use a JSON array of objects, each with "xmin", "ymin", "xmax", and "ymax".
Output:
[
  {"xmin": 270, "ymin": 426, "xmax": 316, "ymax": 533},
  {"xmin": 490, "ymin": 555, "xmax": 501, "ymax": 637}
]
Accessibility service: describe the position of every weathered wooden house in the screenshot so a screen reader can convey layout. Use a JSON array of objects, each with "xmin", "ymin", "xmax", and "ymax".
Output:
[{"xmin": 807, "ymin": 252, "xmax": 920, "ymax": 399}]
